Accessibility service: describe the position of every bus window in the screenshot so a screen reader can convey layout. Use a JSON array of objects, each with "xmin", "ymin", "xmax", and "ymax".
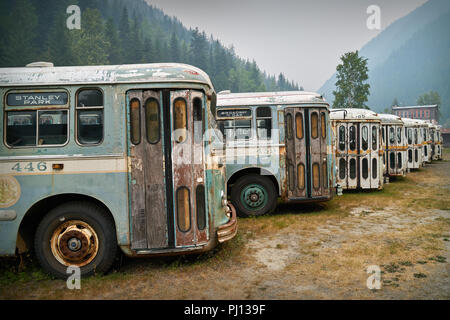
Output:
[
  {"xmin": 130, "ymin": 98, "xmax": 141, "ymax": 145},
  {"xmin": 295, "ymin": 113, "xmax": 303, "ymax": 139},
  {"xmin": 145, "ymin": 98, "xmax": 160, "ymax": 144},
  {"xmin": 321, "ymin": 112, "xmax": 326, "ymax": 139},
  {"xmin": 414, "ymin": 129, "xmax": 418, "ymax": 144},
  {"xmin": 176, "ymin": 187, "xmax": 191, "ymax": 232},
  {"xmin": 312, "ymin": 163, "xmax": 320, "ymax": 190},
  {"xmin": 196, "ymin": 185, "xmax": 206, "ymax": 231},
  {"xmin": 390, "ymin": 152, "xmax": 395, "ymax": 169},
  {"xmin": 286, "ymin": 114, "xmax": 293, "ymax": 140},
  {"xmin": 193, "ymin": 97, "xmax": 203, "ymax": 144},
  {"xmin": 389, "ymin": 127, "xmax": 395, "ymax": 144},
  {"xmin": 349, "ymin": 158, "xmax": 356, "ymax": 179},
  {"xmin": 362, "ymin": 158, "xmax": 368, "ymax": 179},
  {"xmin": 397, "ymin": 127, "xmax": 402, "ymax": 144},
  {"xmin": 256, "ymin": 107, "xmax": 272, "ymax": 139},
  {"xmin": 323, "ymin": 161, "xmax": 328, "ymax": 188},
  {"xmin": 408, "ymin": 129, "xmax": 412, "ymax": 144},
  {"xmin": 361, "ymin": 126, "xmax": 368, "ymax": 151},
  {"xmin": 372, "ymin": 158, "xmax": 377, "ymax": 179},
  {"xmin": 6, "ymin": 111, "xmax": 37, "ymax": 147},
  {"xmin": 297, "ymin": 163, "xmax": 305, "ymax": 190},
  {"xmin": 372, "ymin": 126, "xmax": 377, "ymax": 151},
  {"xmin": 338, "ymin": 126, "xmax": 345, "ymax": 151},
  {"xmin": 6, "ymin": 110, "xmax": 68, "ymax": 147},
  {"xmin": 174, "ymin": 98, "xmax": 187, "ymax": 143},
  {"xmin": 339, "ymin": 158, "xmax": 346, "ymax": 180},
  {"xmin": 349, "ymin": 125, "xmax": 356, "ymax": 151},
  {"xmin": 219, "ymin": 119, "xmax": 252, "ymax": 141},
  {"xmin": 77, "ymin": 89, "xmax": 104, "ymax": 145},
  {"xmin": 397, "ymin": 153, "xmax": 402, "ymax": 168},
  {"xmin": 311, "ymin": 112, "xmax": 318, "ymax": 139}
]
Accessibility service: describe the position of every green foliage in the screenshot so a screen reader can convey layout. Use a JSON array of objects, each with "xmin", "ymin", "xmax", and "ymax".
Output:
[
  {"xmin": 0, "ymin": 0, "xmax": 301, "ymax": 93},
  {"xmin": 333, "ymin": 51, "xmax": 370, "ymax": 109},
  {"xmin": 417, "ymin": 90, "xmax": 441, "ymax": 106},
  {"xmin": 69, "ymin": 8, "xmax": 110, "ymax": 65}
]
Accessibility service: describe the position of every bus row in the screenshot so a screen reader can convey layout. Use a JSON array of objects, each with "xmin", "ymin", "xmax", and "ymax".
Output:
[
  {"xmin": 215, "ymin": 91, "xmax": 443, "ymax": 217},
  {"xmin": 0, "ymin": 62, "xmax": 443, "ymax": 278}
]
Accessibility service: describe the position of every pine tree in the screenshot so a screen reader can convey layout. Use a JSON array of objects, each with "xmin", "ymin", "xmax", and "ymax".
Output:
[
  {"xmin": 69, "ymin": 8, "xmax": 110, "ymax": 65},
  {"xmin": 169, "ymin": 32, "xmax": 180, "ymax": 62},
  {"xmin": 333, "ymin": 51, "xmax": 370, "ymax": 109},
  {"xmin": 0, "ymin": 0, "xmax": 38, "ymax": 67},
  {"xmin": 105, "ymin": 18, "xmax": 122, "ymax": 64}
]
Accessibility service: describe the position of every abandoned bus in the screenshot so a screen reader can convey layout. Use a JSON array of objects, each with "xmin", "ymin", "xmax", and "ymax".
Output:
[
  {"xmin": 0, "ymin": 63, "xmax": 237, "ymax": 278},
  {"xmin": 417, "ymin": 120, "xmax": 432, "ymax": 164},
  {"xmin": 379, "ymin": 113, "xmax": 406, "ymax": 181},
  {"xmin": 435, "ymin": 125, "xmax": 443, "ymax": 160},
  {"xmin": 215, "ymin": 91, "xmax": 334, "ymax": 217},
  {"xmin": 416, "ymin": 119, "xmax": 431, "ymax": 165},
  {"xmin": 330, "ymin": 109, "xmax": 383, "ymax": 191},
  {"xmin": 402, "ymin": 118, "xmax": 423, "ymax": 170}
]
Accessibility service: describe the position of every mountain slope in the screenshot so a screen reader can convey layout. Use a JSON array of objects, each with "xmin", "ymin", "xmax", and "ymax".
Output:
[{"xmin": 318, "ymin": 0, "xmax": 450, "ymax": 119}]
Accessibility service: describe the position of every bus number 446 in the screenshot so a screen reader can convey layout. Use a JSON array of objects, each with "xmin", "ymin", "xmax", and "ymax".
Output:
[{"xmin": 11, "ymin": 162, "xmax": 47, "ymax": 172}]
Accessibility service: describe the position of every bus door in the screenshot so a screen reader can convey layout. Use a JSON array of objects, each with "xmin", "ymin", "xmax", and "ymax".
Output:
[
  {"xmin": 359, "ymin": 123, "xmax": 371, "ymax": 189},
  {"xmin": 309, "ymin": 109, "xmax": 329, "ymax": 197},
  {"xmin": 127, "ymin": 89, "xmax": 208, "ymax": 250},
  {"xmin": 285, "ymin": 109, "xmax": 307, "ymax": 198},
  {"xmin": 369, "ymin": 123, "xmax": 380, "ymax": 188},
  {"xmin": 347, "ymin": 123, "xmax": 358, "ymax": 189},
  {"xmin": 336, "ymin": 122, "xmax": 348, "ymax": 188},
  {"xmin": 285, "ymin": 107, "xmax": 328, "ymax": 199}
]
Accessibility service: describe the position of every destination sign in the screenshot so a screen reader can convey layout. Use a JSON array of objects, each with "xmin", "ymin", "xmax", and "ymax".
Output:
[
  {"xmin": 7, "ymin": 92, "xmax": 68, "ymax": 106},
  {"xmin": 217, "ymin": 109, "xmax": 251, "ymax": 118}
]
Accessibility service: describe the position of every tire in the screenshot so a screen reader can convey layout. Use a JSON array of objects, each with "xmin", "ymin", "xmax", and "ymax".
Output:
[
  {"xmin": 34, "ymin": 201, "xmax": 117, "ymax": 279},
  {"xmin": 230, "ymin": 174, "xmax": 277, "ymax": 217}
]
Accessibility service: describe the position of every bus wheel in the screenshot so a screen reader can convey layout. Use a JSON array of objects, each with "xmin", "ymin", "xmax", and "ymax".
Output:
[
  {"xmin": 34, "ymin": 201, "xmax": 117, "ymax": 279},
  {"xmin": 231, "ymin": 174, "xmax": 277, "ymax": 217}
]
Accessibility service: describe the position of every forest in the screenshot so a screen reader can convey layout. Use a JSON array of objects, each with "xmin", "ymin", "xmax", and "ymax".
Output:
[{"xmin": 0, "ymin": 0, "xmax": 301, "ymax": 93}]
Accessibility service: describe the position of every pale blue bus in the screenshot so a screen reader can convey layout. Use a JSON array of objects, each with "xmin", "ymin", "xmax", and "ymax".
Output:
[
  {"xmin": 0, "ymin": 62, "xmax": 237, "ymax": 278},
  {"xmin": 216, "ymin": 91, "xmax": 335, "ymax": 217}
]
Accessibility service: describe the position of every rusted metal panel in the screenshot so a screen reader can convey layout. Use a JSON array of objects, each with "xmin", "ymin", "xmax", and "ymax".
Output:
[
  {"xmin": 128, "ymin": 90, "xmax": 148, "ymax": 249},
  {"xmin": 171, "ymin": 90, "xmax": 196, "ymax": 247},
  {"xmin": 142, "ymin": 90, "xmax": 168, "ymax": 249}
]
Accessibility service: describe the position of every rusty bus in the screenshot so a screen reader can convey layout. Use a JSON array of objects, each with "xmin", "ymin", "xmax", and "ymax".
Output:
[
  {"xmin": 215, "ymin": 91, "xmax": 335, "ymax": 217},
  {"xmin": 379, "ymin": 113, "xmax": 407, "ymax": 182},
  {"xmin": 417, "ymin": 119, "xmax": 432, "ymax": 164},
  {"xmin": 0, "ymin": 63, "xmax": 237, "ymax": 278},
  {"xmin": 330, "ymin": 109, "xmax": 383, "ymax": 191},
  {"xmin": 402, "ymin": 118, "xmax": 423, "ymax": 170}
]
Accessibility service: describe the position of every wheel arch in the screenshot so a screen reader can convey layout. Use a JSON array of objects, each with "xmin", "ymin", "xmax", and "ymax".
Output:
[
  {"xmin": 226, "ymin": 167, "xmax": 280, "ymax": 196},
  {"xmin": 17, "ymin": 193, "xmax": 116, "ymax": 254}
]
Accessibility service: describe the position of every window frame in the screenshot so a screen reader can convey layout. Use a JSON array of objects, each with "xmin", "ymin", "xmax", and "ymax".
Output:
[
  {"xmin": 144, "ymin": 97, "xmax": 161, "ymax": 145},
  {"xmin": 4, "ymin": 88, "xmax": 71, "ymax": 149},
  {"xmin": 75, "ymin": 87, "xmax": 105, "ymax": 146},
  {"xmin": 256, "ymin": 106, "xmax": 272, "ymax": 140}
]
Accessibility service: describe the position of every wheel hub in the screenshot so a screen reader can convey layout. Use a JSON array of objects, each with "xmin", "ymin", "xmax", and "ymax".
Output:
[
  {"xmin": 51, "ymin": 220, "xmax": 99, "ymax": 267},
  {"xmin": 242, "ymin": 185, "xmax": 267, "ymax": 209}
]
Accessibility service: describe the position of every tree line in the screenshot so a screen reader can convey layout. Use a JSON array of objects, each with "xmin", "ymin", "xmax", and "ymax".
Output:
[{"xmin": 0, "ymin": 0, "xmax": 300, "ymax": 93}]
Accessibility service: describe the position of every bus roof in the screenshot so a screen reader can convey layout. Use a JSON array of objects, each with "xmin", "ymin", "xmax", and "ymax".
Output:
[
  {"xmin": 0, "ymin": 63, "xmax": 214, "ymax": 89},
  {"xmin": 330, "ymin": 108, "xmax": 380, "ymax": 121},
  {"xmin": 401, "ymin": 118, "xmax": 424, "ymax": 127},
  {"xmin": 217, "ymin": 91, "xmax": 328, "ymax": 107},
  {"xmin": 378, "ymin": 113, "xmax": 403, "ymax": 125}
]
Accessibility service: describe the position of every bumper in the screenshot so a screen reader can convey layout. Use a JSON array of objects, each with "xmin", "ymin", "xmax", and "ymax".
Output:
[{"xmin": 217, "ymin": 204, "xmax": 238, "ymax": 243}]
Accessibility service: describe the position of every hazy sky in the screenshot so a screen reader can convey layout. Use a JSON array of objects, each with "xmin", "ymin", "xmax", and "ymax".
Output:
[{"xmin": 145, "ymin": 0, "xmax": 427, "ymax": 91}]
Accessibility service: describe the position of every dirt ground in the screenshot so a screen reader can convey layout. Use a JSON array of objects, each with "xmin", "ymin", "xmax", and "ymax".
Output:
[{"xmin": 0, "ymin": 151, "xmax": 449, "ymax": 300}]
